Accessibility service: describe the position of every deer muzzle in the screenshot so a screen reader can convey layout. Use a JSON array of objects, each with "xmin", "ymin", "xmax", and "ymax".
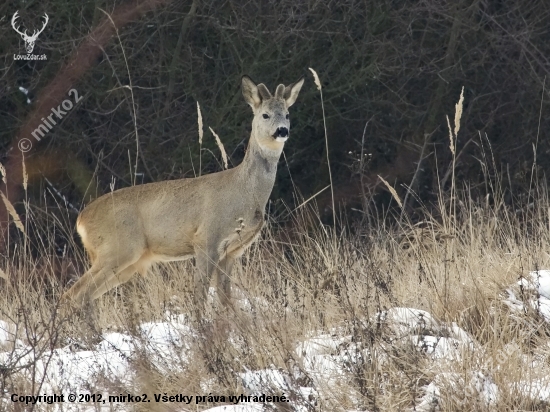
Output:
[{"xmin": 274, "ymin": 127, "xmax": 288, "ymax": 141}]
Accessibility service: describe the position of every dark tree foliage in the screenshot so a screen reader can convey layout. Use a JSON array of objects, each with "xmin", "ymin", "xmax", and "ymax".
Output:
[{"xmin": 1, "ymin": 0, "xmax": 549, "ymax": 227}]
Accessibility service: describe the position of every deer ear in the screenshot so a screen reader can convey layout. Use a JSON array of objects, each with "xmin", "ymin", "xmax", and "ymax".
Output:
[
  {"xmin": 242, "ymin": 76, "xmax": 261, "ymax": 109},
  {"xmin": 283, "ymin": 78, "xmax": 304, "ymax": 107},
  {"xmin": 274, "ymin": 84, "xmax": 285, "ymax": 99},
  {"xmin": 257, "ymin": 84, "xmax": 272, "ymax": 101}
]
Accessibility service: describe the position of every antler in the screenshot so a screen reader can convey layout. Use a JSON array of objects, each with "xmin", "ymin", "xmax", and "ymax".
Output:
[
  {"xmin": 11, "ymin": 11, "xmax": 28, "ymax": 37},
  {"xmin": 29, "ymin": 13, "xmax": 49, "ymax": 40}
]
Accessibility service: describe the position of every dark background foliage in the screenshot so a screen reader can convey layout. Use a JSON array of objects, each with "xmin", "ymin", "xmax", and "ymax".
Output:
[{"xmin": 1, "ymin": 0, "xmax": 549, "ymax": 234}]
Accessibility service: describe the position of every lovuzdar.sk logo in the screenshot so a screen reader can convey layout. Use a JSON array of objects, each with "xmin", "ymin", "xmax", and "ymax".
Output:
[{"xmin": 12, "ymin": 10, "xmax": 49, "ymax": 61}]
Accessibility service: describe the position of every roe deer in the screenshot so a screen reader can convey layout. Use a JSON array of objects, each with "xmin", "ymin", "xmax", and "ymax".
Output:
[{"xmin": 62, "ymin": 76, "xmax": 304, "ymax": 310}]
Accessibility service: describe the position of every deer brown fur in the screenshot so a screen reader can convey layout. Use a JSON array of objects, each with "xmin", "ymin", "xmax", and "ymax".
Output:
[{"xmin": 62, "ymin": 76, "xmax": 304, "ymax": 310}]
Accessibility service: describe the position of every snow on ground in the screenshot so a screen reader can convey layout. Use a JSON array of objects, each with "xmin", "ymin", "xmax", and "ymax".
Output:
[
  {"xmin": 503, "ymin": 269, "xmax": 550, "ymax": 322},
  {"xmin": 375, "ymin": 307, "xmax": 476, "ymax": 361},
  {"xmin": 0, "ymin": 315, "xmax": 194, "ymax": 393},
  {"xmin": 512, "ymin": 379, "xmax": 550, "ymax": 402},
  {"xmin": 1, "ymin": 271, "xmax": 550, "ymax": 411},
  {"xmin": 415, "ymin": 371, "xmax": 499, "ymax": 411},
  {"xmin": 0, "ymin": 315, "xmax": 193, "ymax": 411},
  {"xmin": 415, "ymin": 269, "xmax": 550, "ymax": 410}
]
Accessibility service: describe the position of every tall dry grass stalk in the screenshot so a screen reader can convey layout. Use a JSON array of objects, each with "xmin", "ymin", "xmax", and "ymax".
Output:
[
  {"xmin": 309, "ymin": 68, "xmax": 335, "ymax": 225},
  {"xmin": 454, "ymin": 86, "xmax": 464, "ymax": 138},
  {"xmin": 21, "ymin": 156, "xmax": 28, "ymax": 192},
  {"xmin": 100, "ymin": 8, "xmax": 140, "ymax": 186},
  {"xmin": 443, "ymin": 86, "xmax": 465, "ymax": 235},
  {"xmin": 378, "ymin": 175, "xmax": 403, "ymax": 209},
  {"xmin": 209, "ymin": 127, "xmax": 228, "ymax": 170},
  {"xmin": 0, "ymin": 162, "xmax": 7, "ymax": 185},
  {"xmin": 529, "ymin": 77, "xmax": 546, "ymax": 199},
  {"xmin": 0, "ymin": 192, "xmax": 25, "ymax": 236},
  {"xmin": 197, "ymin": 101, "xmax": 204, "ymax": 176},
  {"xmin": 446, "ymin": 115, "xmax": 455, "ymax": 157},
  {"xmin": 22, "ymin": 155, "xmax": 29, "ymax": 256}
]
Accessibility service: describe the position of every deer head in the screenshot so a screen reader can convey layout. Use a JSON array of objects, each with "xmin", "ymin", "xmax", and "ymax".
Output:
[{"xmin": 11, "ymin": 11, "xmax": 49, "ymax": 54}]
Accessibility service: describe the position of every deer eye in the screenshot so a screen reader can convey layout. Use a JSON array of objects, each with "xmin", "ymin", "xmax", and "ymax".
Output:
[
  {"xmin": 285, "ymin": 114, "xmax": 289, "ymax": 119},
  {"xmin": 262, "ymin": 114, "xmax": 270, "ymax": 119}
]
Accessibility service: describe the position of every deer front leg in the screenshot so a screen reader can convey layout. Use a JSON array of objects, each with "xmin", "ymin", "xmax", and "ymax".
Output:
[
  {"xmin": 216, "ymin": 256, "xmax": 235, "ymax": 308},
  {"xmin": 194, "ymin": 246, "xmax": 219, "ymax": 314}
]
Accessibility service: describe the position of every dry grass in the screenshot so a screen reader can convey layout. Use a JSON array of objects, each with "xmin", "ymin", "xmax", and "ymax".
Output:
[
  {"xmin": 0, "ymin": 182, "xmax": 549, "ymax": 411},
  {"xmin": 1, "ymin": 90, "xmax": 549, "ymax": 412}
]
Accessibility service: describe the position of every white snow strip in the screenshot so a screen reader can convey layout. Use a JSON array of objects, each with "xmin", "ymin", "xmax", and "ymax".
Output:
[
  {"xmin": 511, "ymin": 377, "xmax": 550, "ymax": 401},
  {"xmin": 376, "ymin": 307, "xmax": 439, "ymax": 335},
  {"xmin": 416, "ymin": 371, "xmax": 498, "ymax": 410},
  {"xmin": 503, "ymin": 270, "xmax": 550, "ymax": 322}
]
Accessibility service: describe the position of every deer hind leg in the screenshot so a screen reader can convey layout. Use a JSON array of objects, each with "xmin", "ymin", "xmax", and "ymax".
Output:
[
  {"xmin": 91, "ymin": 256, "xmax": 152, "ymax": 300},
  {"xmin": 62, "ymin": 248, "xmax": 144, "ymax": 305},
  {"xmin": 96, "ymin": 254, "xmax": 152, "ymax": 294},
  {"xmin": 62, "ymin": 261, "xmax": 118, "ymax": 306},
  {"xmin": 90, "ymin": 264, "xmax": 136, "ymax": 300}
]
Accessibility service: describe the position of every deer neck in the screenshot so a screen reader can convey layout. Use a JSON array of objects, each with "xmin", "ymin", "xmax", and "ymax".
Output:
[{"xmin": 237, "ymin": 132, "xmax": 283, "ymax": 202}]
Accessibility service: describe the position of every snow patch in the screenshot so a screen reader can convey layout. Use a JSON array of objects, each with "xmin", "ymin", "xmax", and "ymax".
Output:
[{"xmin": 503, "ymin": 270, "xmax": 550, "ymax": 322}]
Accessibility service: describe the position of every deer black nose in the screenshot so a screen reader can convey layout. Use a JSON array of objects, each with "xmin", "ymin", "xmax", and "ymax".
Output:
[{"xmin": 276, "ymin": 127, "xmax": 288, "ymax": 138}]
